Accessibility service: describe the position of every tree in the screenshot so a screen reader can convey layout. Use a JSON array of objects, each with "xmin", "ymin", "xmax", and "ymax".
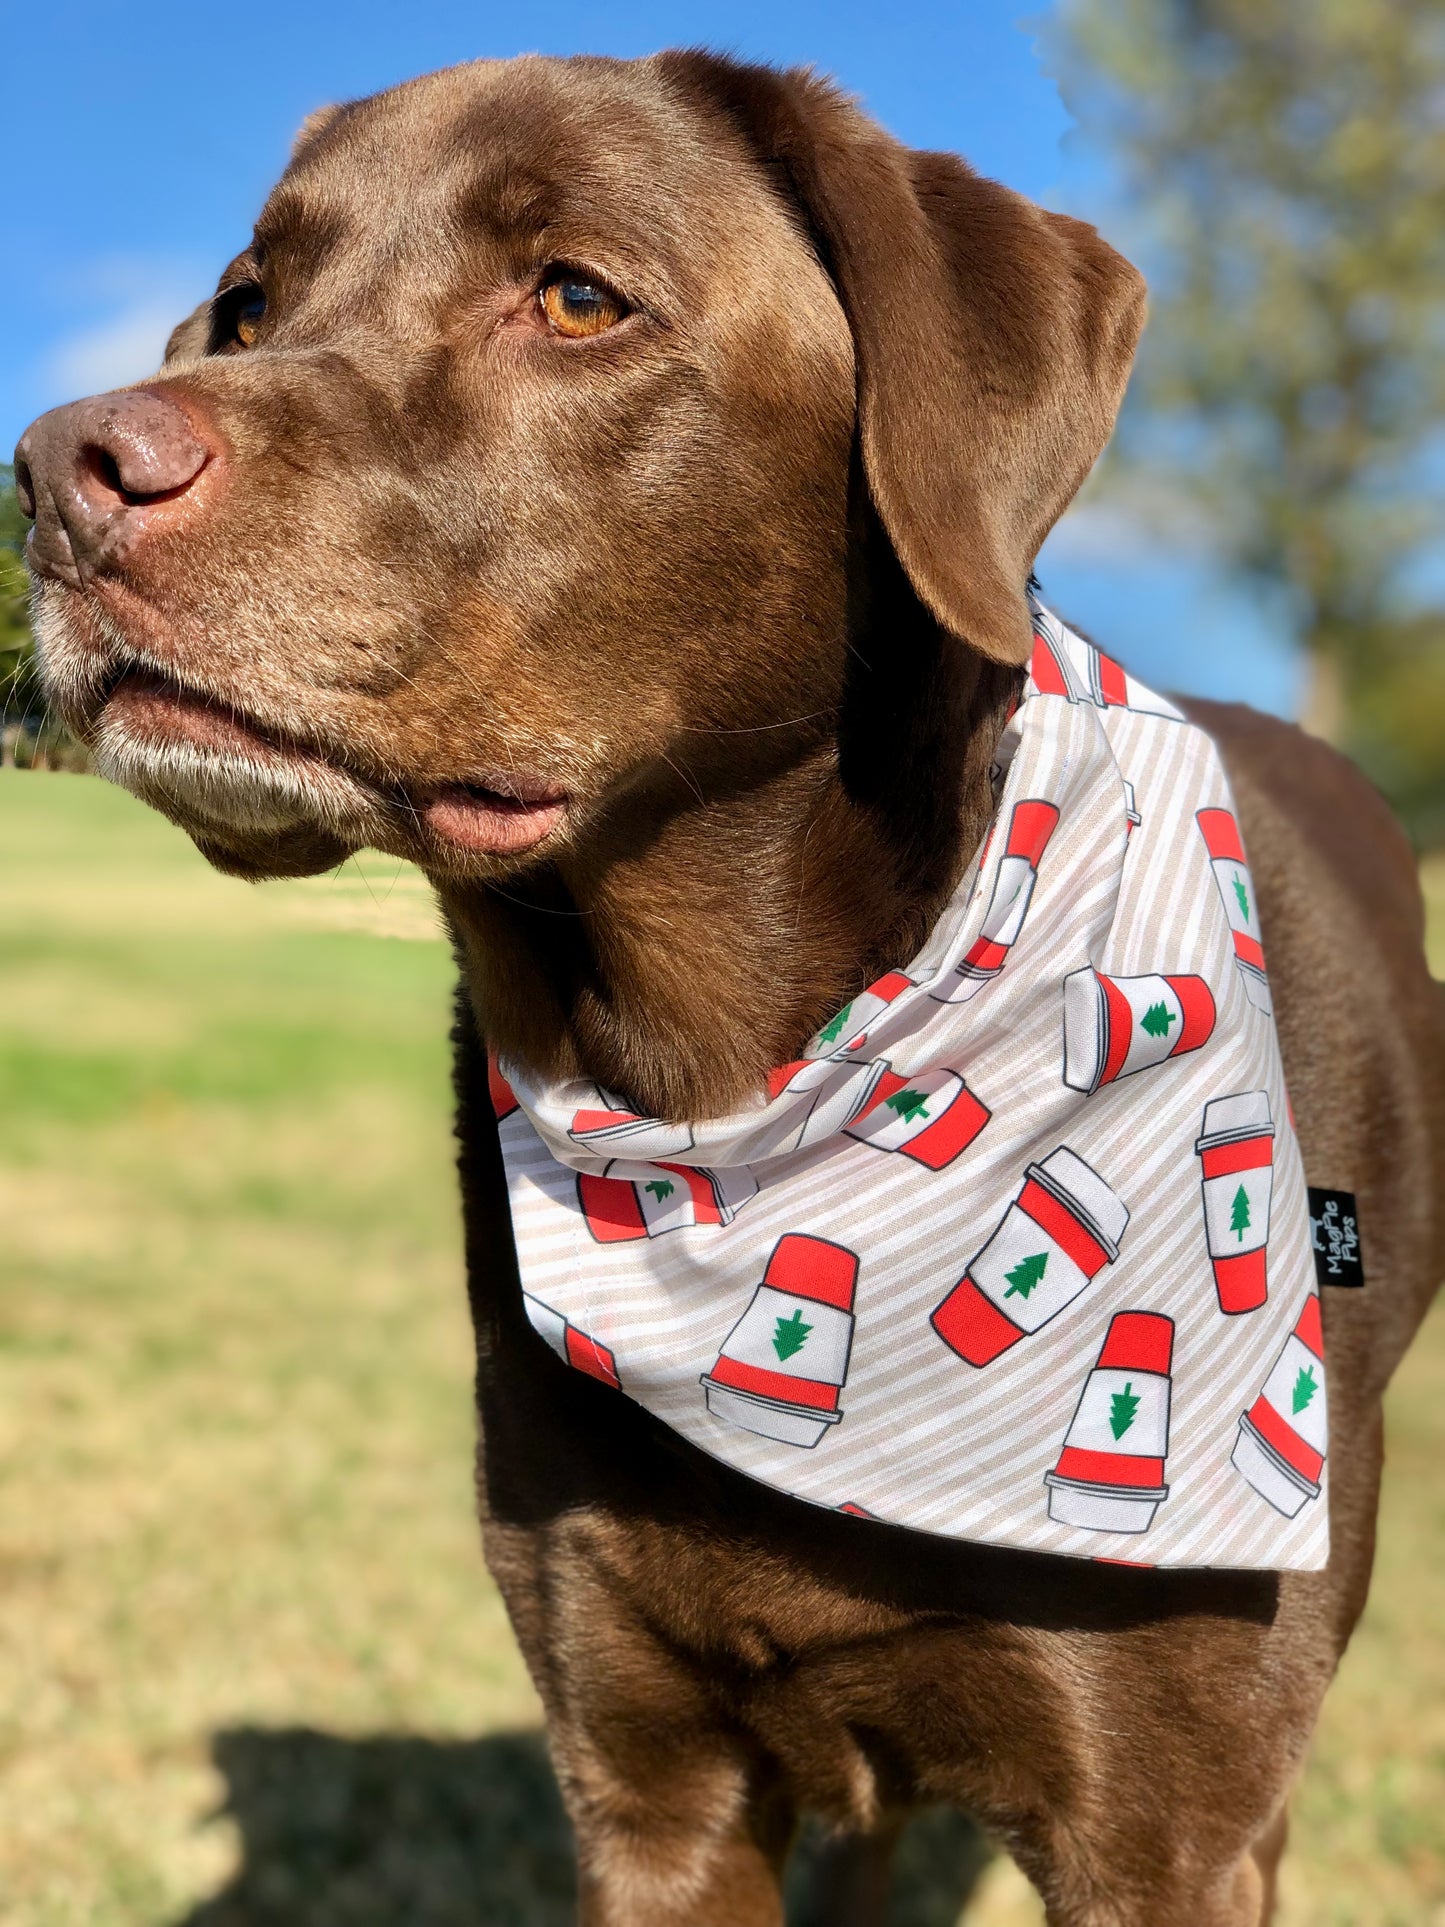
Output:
[
  {"xmin": 0, "ymin": 468, "xmax": 38, "ymax": 757},
  {"xmin": 0, "ymin": 466, "xmax": 86, "ymax": 769},
  {"xmin": 1292, "ymin": 1363, "xmax": 1319, "ymax": 1415},
  {"xmin": 884, "ymin": 1088, "xmax": 932, "ymax": 1124},
  {"xmin": 1053, "ymin": 0, "xmax": 1445, "ymax": 840},
  {"xmin": 1004, "ymin": 1252, "xmax": 1049, "ymax": 1299},
  {"xmin": 816, "ymin": 1003, "xmax": 853, "ymax": 1046},
  {"xmin": 1109, "ymin": 1382, "xmax": 1141, "ymax": 1440},
  {"xmin": 1230, "ymin": 1184, "xmax": 1252, "ymax": 1241},
  {"xmin": 772, "ymin": 1309, "xmax": 813, "ymax": 1361}
]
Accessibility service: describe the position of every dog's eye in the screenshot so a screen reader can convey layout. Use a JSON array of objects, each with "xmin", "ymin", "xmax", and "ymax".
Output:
[
  {"xmin": 216, "ymin": 284, "xmax": 267, "ymax": 350},
  {"xmin": 539, "ymin": 272, "xmax": 626, "ymax": 339},
  {"xmin": 234, "ymin": 288, "xmax": 266, "ymax": 347},
  {"xmin": 235, "ymin": 292, "xmax": 266, "ymax": 347}
]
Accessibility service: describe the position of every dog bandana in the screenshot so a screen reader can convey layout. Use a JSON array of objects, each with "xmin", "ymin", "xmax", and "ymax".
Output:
[{"xmin": 492, "ymin": 598, "xmax": 1328, "ymax": 1571}]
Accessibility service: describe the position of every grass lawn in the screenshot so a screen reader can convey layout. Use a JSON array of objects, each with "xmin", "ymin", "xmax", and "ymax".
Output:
[{"xmin": 2, "ymin": 768, "xmax": 1442, "ymax": 1926}]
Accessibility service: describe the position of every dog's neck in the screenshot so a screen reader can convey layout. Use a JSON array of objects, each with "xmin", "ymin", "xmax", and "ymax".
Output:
[{"xmin": 443, "ymin": 593, "xmax": 1019, "ymax": 1122}]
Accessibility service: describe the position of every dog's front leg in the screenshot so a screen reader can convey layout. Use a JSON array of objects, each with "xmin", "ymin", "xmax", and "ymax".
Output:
[
  {"xmin": 486, "ymin": 1517, "xmax": 794, "ymax": 1927},
  {"xmin": 560, "ymin": 1723, "xmax": 794, "ymax": 1927},
  {"xmin": 1014, "ymin": 1803, "xmax": 1288, "ymax": 1927}
]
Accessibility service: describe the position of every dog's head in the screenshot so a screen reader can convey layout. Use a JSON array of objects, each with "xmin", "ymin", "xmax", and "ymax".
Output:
[{"xmin": 17, "ymin": 52, "xmax": 1143, "ymax": 885}]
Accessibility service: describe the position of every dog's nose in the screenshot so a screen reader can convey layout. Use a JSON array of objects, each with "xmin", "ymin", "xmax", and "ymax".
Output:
[{"xmin": 14, "ymin": 390, "xmax": 212, "ymax": 588}]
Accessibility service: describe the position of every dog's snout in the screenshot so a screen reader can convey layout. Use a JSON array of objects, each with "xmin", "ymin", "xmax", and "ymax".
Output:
[{"xmin": 14, "ymin": 389, "xmax": 214, "ymax": 588}]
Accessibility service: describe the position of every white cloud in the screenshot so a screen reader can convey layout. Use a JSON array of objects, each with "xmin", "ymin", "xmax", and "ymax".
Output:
[
  {"xmin": 1041, "ymin": 475, "xmax": 1223, "ymax": 571},
  {"xmin": 40, "ymin": 258, "xmax": 215, "ymax": 405},
  {"xmin": 46, "ymin": 300, "xmax": 188, "ymax": 399},
  {"xmin": 1040, "ymin": 499, "xmax": 1157, "ymax": 568}
]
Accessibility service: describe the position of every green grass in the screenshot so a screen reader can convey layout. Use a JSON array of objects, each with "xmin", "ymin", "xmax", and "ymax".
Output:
[
  {"xmin": 1, "ymin": 769, "xmax": 1442, "ymax": 1926},
  {"xmin": 1, "ymin": 774, "xmax": 533, "ymax": 1925}
]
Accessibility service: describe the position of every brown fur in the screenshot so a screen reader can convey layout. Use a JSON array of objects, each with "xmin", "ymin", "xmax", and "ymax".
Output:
[{"xmin": 17, "ymin": 51, "xmax": 1445, "ymax": 1925}]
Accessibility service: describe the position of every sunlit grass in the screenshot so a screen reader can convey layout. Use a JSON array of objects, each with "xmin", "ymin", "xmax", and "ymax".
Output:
[{"xmin": 1, "ymin": 769, "xmax": 1441, "ymax": 1925}]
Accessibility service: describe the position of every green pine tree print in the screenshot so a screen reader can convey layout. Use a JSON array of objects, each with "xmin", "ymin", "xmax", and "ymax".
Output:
[
  {"xmin": 1140, "ymin": 1001, "xmax": 1177, "ymax": 1039},
  {"xmin": 885, "ymin": 1088, "xmax": 932, "ymax": 1124},
  {"xmin": 773, "ymin": 1309, "xmax": 813, "ymax": 1362},
  {"xmin": 1233, "ymin": 870, "xmax": 1251, "ymax": 924},
  {"xmin": 1230, "ymin": 1184, "xmax": 1252, "ymax": 1241},
  {"xmin": 1292, "ymin": 1365, "xmax": 1318, "ymax": 1415},
  {"xmin": 1004, "ymin": 1252, "xmax": 1049, "ymax": 1299},
  {"xmin": 816, "ymin": 1002, "xmax": 853, "ymax": 1045},
  {"xmin": 1109, "ymin": 1381, "xmax": 1141, "ymax": 1440},
  {"xmin": 644, "ymin": 1178, "xmax": 675, "ymax": 1203}
]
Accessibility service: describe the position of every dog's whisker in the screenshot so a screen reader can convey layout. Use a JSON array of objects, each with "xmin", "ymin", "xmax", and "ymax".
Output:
[
  {"xmin": 483, "ymin": 883, "xmax": 591, "ymax": 917},
  {"xmin": 677, "ymin": 710, "xmax": 835, "ymax": 735},
  {"xmin": 660, "ymin": 751, "xmax": 706, "ymax": 809}
]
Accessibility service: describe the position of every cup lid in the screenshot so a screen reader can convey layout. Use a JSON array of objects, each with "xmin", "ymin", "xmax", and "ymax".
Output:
[
  {"xmin": 1195, "ymin": 1089, "xmax": 1274, "ymax": 1152},
  {"xmin": 1029, "ymin": 1146, "xmax": 1129, "ymax": 1257}
]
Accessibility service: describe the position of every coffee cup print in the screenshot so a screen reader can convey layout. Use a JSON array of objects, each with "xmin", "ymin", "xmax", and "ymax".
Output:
[
  {"xmin": 930, "ymin": 800, "xmax": 1060, "ymax": 1004},
  {"xmin": 567, "ymin": 1086, "xmax": 695, "ymax": 1159},
  {"xmin": 844, "ymin": 1068, "xmax": 991, "ymax": 1170},
  {"xmin": 1029, "ymin": 623, "xmax": 1184, "ymax": 720},
  {"xmin": 523, "ymin": 1292, "xmax": 622, "ymax": 1391},
  {"xmin": 1123, "ymin": 779, "xmax": 1141, "ymax": 838},
  {"xmin": 577, "ymin": 1159, "xmax": 759, "ymax": 1243},
  {"xmin": 702, "ymin": 1234, "xmax": 859, "ymax": 1447},
  {"xmin": 1195, "ymin": 1091, "xmax": 1274, "ymax": 1313},
  {"xmin": 1079, "ymin": 645, "xmax": 1185, "ymax": 719},
  {"xmin": 1197, "ymin": 807, "xmax": 1272, "ymax": 1014},
  {"xmin": 1029, "ymin": 625, "xmax": 1088, "ymax": 702},
  {"xmin": 488, "ymin": 1053, "xmax": 520, "ymax": 1121},
  {"xmin": 764, "ymin": 1055, "xmax": 892, "ymax": 1154},
  {"xmin": 1044, "ymin": 1311, "xmax": 1174, "ymax": 1534},
  {"xmin": 1232, "ymin": 1294, "xmax": 1328, "ymax": 1517},
  {"xmin": 1062, "ymin": 968, "xmax": 1216, "ymax": 1095},
  {"xmin": 783, "ymin": 971, "xmax": 916, "ymax": 1084},
  {"xmin": 931, "ymin": 1147, "xmax": 1129, "ymax": 1366}
]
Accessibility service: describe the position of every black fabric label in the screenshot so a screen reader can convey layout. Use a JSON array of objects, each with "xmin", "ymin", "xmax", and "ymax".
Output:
[{"xmin": 1307, "ymin": 1189, "xmax": 1365, "ymax": 1288}]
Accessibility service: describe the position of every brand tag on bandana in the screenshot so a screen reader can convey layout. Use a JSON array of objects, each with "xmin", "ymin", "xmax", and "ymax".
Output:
[
  {"xmin": 1307, "ymin": 1189, "xmax": 1364, "ymax": 1288},
  {"xmin": 492, "ymin": 600, "xmax": 1329, "ymax": 1573}
]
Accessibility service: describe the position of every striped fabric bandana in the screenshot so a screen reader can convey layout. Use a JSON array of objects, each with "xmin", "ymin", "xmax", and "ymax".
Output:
[{"xmin": 493, "ymin": 599, "xmax": 1327, "ymax": 1570}]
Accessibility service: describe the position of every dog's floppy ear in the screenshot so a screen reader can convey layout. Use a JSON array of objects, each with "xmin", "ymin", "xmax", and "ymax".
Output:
[
  {"xmin": 658, "ymin": 52, "xmax": 1146, "ymax": 665},
  {"xmin": 163, "ymin": 301, "xmax": 214, "ymax": 367}
]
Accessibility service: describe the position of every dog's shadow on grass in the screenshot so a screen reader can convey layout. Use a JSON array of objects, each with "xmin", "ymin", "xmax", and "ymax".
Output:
[{"xmin": 176, "ymin": 1725, "xmax": 995, "ymax": 1926}]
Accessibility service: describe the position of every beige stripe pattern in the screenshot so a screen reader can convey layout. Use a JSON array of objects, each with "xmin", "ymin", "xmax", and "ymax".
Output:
[{"xmin": 497, "ymin": 602, "xmax": 1329, "ymax": 1572}]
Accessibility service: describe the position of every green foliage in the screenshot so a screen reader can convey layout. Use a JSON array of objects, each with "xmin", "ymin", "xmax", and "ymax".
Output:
[
  {"xmin": 1140, "ymin": 1000, "xmax": 1176, "ymax": 1038},
  {"xmin": 1109, "ymin": 1381, "xmax": 1141, "ymax": 1440},
  {"xmin": 0, "ymin": 466, "xmax": 39, "ymax": 731},
  {"xmin": 884, "ymin": 1087, "xmax": 932, "ymax": 1124},
  {"xmin": 1003, "ymin": 1251, "xmax": 1049, "ymax": 1299},
  {"xmin": 771, "ymin": 1308, "xmax": 813, "ymax": 1362},
  {"xmin": 1054, "ymin": 0, "xmax": 1445, "ymax": 842},
  {"xmin": 0, "ymin": 464, "xmax": 85, "ymax": 768},
  {"xmin": 1344, "ymin": 613, "xmax": 1445, "ymax": 843}
]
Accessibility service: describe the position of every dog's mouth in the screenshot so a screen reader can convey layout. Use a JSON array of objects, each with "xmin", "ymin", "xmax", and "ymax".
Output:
[
  {"xmin": 95, "ymin": 666, "xmax": 568, "ymax": 861},
  {"xmin": 418, "ymin": 780, "xmax": 568, "ymax": 855},
  {"xmin": 105, "ymin": 669, "xmax": 301, "ymax": 765}
]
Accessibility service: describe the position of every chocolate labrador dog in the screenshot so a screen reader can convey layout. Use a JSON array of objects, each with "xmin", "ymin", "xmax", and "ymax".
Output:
[{"xmin": 17, "ymin": 51, "xmax": 1445, "ymax": 1927}]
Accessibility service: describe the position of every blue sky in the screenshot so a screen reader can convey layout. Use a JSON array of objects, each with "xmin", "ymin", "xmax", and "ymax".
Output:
[{"xmin": 4, "ymin": 0, "xmax": 1300, "ymax": 714}]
